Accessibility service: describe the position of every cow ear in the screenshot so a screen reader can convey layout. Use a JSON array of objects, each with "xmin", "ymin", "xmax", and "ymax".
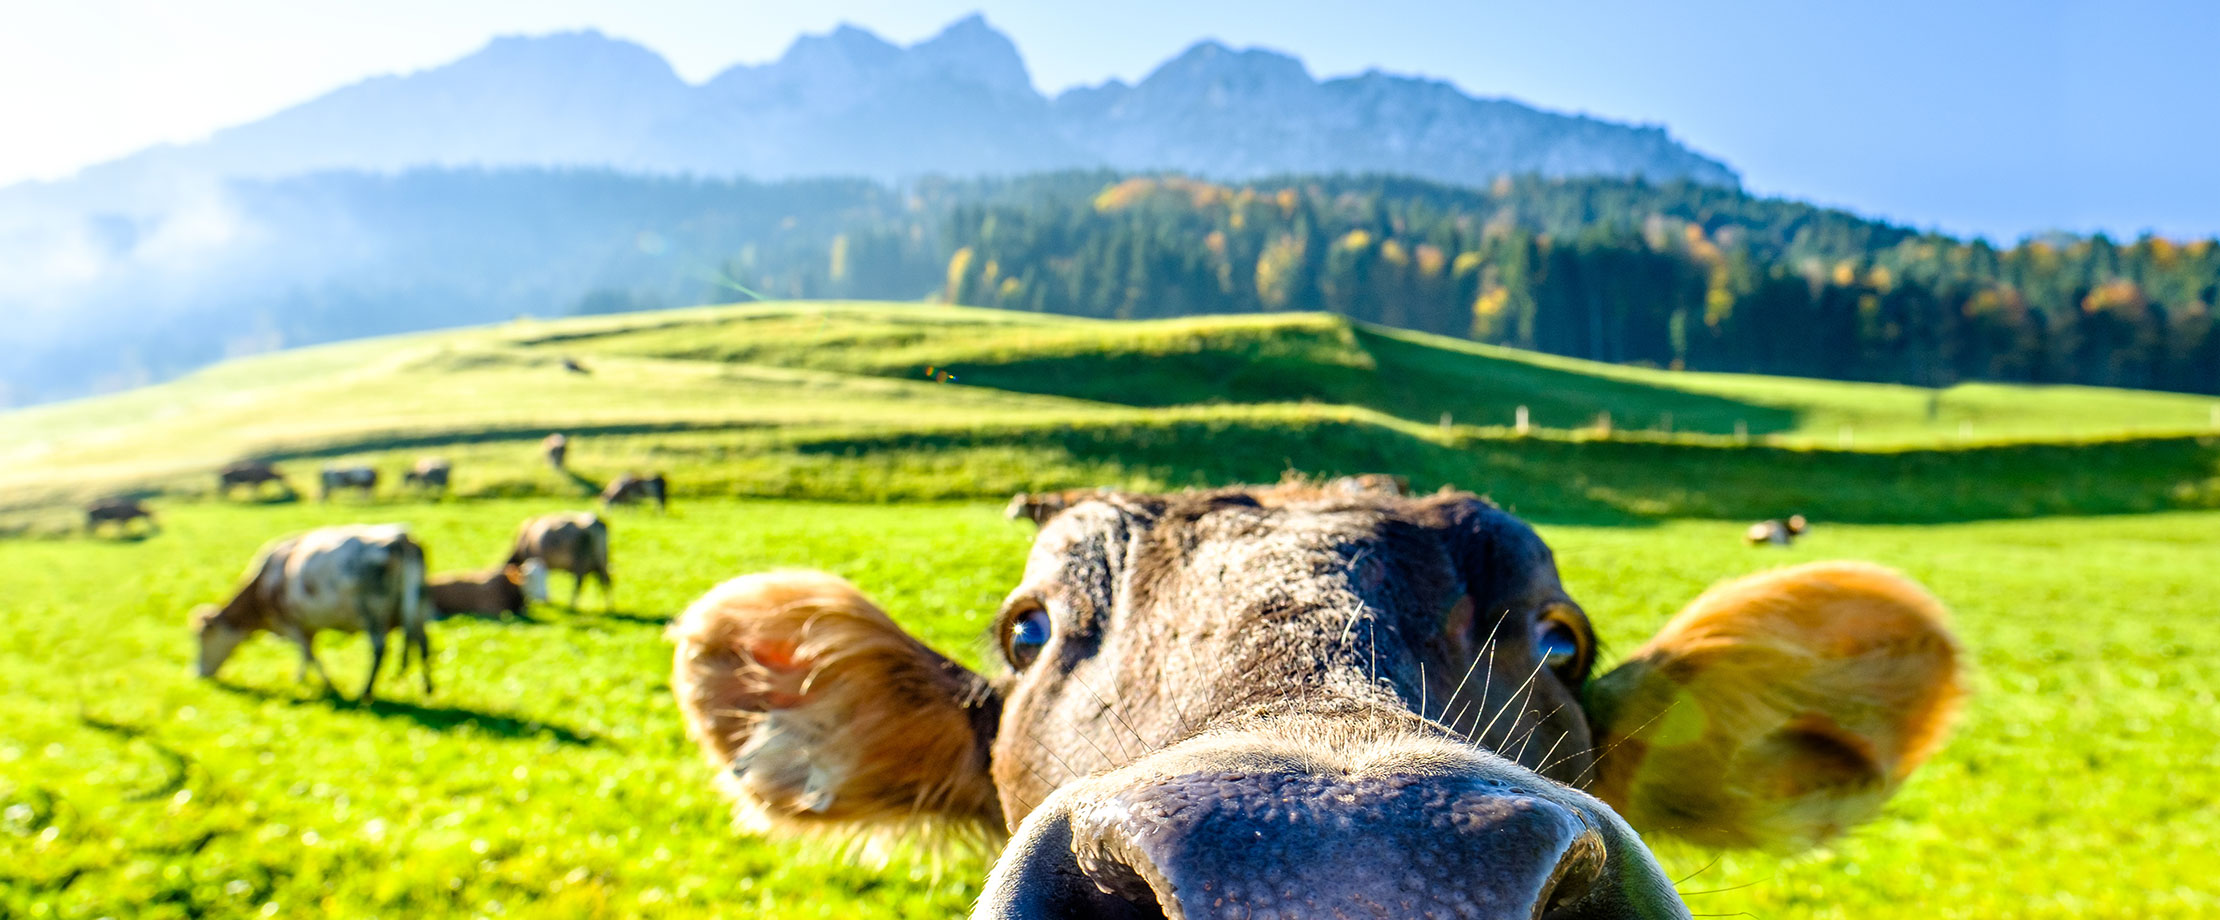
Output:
[
  {"xmin": 1582, "ymin": 561, "xmax": 1963, "ymax": 851},
  {"xmin": 667, "ymin": 570, "xmax": 1003, "ymax": 848}
]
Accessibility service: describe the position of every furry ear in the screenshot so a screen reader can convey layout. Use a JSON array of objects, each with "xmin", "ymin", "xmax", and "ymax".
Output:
[
  {"xmin": 1583, "ymin": 561, "xmax": 1963, "ymax": 851},
  {"xmin": 667, "ymin": 570, "xmax": 1003, "ymax": 847}
]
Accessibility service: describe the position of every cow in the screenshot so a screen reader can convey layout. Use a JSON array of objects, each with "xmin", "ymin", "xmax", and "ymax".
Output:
[
  {"xmin": 1745, "ymin": 514, "xmax": 1811, "ymax": 547},
  {"xmin": 1323, "ymin": 472, "xmax": 1412, "ymax": 497},
  {"xmin": 84, "ymin": 497, "xmax": 157, "ymax": 535},
  {"xmin": 426, "ymin": 560, "xmax": 548, "ymax": 621},
  {"xmin": 403, "ymin": 458, "xmax": 452, "ymax": 495},
  {"xmin": 669, "ymin": 485, "xmax": 1962, "ymax": 919},
  {"xmin": 542, "ymin": 434, "xmax": 569, "ymax": 471},
  {"xmin": 600, "ymin": 473, "xmax": 668, "ymax": 512},
  {"xmin": 192, "ymin": 524, "xmax": 431, "ymax": 703},
  {"xmin": 508, "ymin": 512, "xmax": 611, "ymax": 611},
  {"xmin": 561, "ymin": 356, "xmax": 592, "ymax": 375},
  {"xmin": 217, "ymin": 461, "xmax": 290, "ymax": 499},
  {"xmin": 319, "ymin": 466, "xmax": 379, "ymax": 502},
  {"xmin": 1003, "ymin": 488, "xmax": 1108, "ymax": 527}
]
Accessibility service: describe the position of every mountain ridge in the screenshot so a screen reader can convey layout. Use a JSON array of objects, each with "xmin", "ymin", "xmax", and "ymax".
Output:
[{"xmin": 8, "ymin": 15, "xmax": 1737, "ymax": 193}]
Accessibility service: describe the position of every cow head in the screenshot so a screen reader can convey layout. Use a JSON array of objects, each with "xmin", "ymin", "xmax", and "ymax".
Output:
[
  {"xmin": 513, "ymin": 559, "xmax": 551, "ymax": 604},
  {"xmin": 670, "ymin": 487, "xmax": 1961, "ymax": 918},
  {"xmin": 192, "ymin": 603, "xmax": 251, "ymax": 679}
]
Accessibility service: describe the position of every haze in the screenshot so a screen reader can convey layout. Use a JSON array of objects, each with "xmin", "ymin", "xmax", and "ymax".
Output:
[{"xmin": 5, "ymin": 0, "xmax": 2216, "ymax": 242}]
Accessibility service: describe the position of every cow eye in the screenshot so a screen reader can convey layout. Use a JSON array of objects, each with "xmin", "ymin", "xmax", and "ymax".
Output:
[
  {"xmin": 1534, "ymin": 611, "xmax": 1588, "ymax": 683},
  {"xmin": 1003, "ymin": 604, "xmax": 1053, "ymax": 670}
]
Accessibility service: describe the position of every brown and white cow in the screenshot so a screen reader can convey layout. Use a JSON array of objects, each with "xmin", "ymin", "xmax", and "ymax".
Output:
[
  {"xmin": 670, "ymin": 485, "xmax": 1961, "ymax": 919},
  {"xmin": 426, "ymin": 560, "xmax": 548, "ymax": 621},
  {"xmin": 1005, "ymin": 488, "xmax": 1109, "ymax": 527},
  {"xmin": 193, "ymin": 524, "xmax": 431, "ymax": 702},
  {"xmin": 601, "ymin": 473, "xmax": 668, "ymax": 512},
  {"xmin": 1745, "ymin": 514, "xmax": 1811, "ymax": 547},
  {"xmin": 217, "ymin": 460, "xmax": 290, "ymax": 499},
  {"xmin": 508, "ymin": 512, "xmax": 611, "ymax": 611},
  {"xmin": 542, "ymin": 434, "xmax": 570, "ymax": 470},
  {"xmin": 404, "ymin": 457, "xmax": 452, "ymax": 494}
]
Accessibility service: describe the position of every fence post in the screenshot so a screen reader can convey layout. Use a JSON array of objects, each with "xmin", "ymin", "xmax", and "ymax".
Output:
[
  {"xmin": 1660, "ymin": 411, "xmax": 1672, "ymax": 434},
  {"xmin": 1440, "ymin": 411, "xmax": 1452, "ymax": 433},
  {"xmin": 1516, "ymin": 405, "xmax": 1530, "ymax": 435},
  {"xmin": 1839, "ymin": 425, "xmax": 1854, "ymax": 449},
  {"xmin": 1734, "ymin": 419, "xmax": 1748, "ymax": 442}
]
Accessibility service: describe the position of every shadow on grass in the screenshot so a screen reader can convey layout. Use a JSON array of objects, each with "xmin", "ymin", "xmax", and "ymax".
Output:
[{"xmin": 215, "ymin": 684, "xmax": 603, "ymax": 746}]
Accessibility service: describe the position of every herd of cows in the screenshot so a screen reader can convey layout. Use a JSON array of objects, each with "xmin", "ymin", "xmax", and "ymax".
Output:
[{"xmin": 82, "ymin": 442, "xmax": 1925, "ymax": 916}]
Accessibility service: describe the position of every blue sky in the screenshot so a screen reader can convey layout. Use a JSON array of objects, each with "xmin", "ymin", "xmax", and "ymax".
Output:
[{"xmin": 5, "ymin": 0, "xmax": 2214, "ymax": 242}]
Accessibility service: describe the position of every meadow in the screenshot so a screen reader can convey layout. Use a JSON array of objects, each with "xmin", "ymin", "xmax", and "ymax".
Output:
[
  {"xmin": 3, "ymin": 498, "xmax": 2215, "ymax": 918},
  {"xmin": 3, "ymin": 300, "xmax": 2217, "ymax": 918}
]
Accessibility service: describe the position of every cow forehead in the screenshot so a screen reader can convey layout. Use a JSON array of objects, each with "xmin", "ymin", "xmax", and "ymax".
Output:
[{"xmin": 1021, "ymin": 496, "xmax": 1467, "ymax": 606}]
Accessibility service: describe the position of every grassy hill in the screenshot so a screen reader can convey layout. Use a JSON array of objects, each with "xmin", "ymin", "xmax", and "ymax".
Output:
[{"xmin": 4, "ymin": 301, "xmax": 2216, "ymax": 529}]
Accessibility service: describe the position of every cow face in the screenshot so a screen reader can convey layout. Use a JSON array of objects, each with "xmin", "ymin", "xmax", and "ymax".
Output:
[
  {"xmin": 513, "ymin": 559, "xmax": 551, "ymax": 604},
  {"xmin": 670, "ymin": 487, "xmax": 1961, "ymax": 919},
  {"xmin": 192, "ymin": 604, "xmax": 250, "ymax": 678}
]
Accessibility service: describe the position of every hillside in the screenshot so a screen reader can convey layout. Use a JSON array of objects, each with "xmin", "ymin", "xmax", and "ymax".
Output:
[{"xmin": 4, "ymin": 302, "xmax": 2215, "ymax": 531}]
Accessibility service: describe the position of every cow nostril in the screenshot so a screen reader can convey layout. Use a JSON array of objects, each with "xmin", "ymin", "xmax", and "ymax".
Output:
[{"xmin": 1535, "ymin": 825, "xmax": 1607, "ymax": 918}]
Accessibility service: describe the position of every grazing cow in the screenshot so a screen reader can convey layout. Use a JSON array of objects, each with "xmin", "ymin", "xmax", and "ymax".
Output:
[
  {"xmin": 403, "ymin": 457, "xmax": 452, "ymax": 494},
  {"xmin": 1003, "ymin": 488, "xmax": 1108, "ymax": 527},
  {"xmin": 561, "ymin": 356, "xmax": 592, "ymax": 375},
  {"xmin": 600, "ymin": 473, "xmax": 668, "ymax": 512},
  {"xmin": 319, "ymin": 466, "xmax": 379, "ymax": 502},
  {"xmin": 84, "ymin": 497, "xmax": 157, "ymax": 535},
  {"xmin": 426, "ymin": 560, "xmax": 548, "ymax": 621},
  {"xmin": 192, "ymin": 524, "xmax": 431, "ymax": 702},
  {"xmin": 542, "ymin": 434, "xmax": 569, "ymax": 470},
  {"xmin": 216, "ymin": 461, "xmax": 290, "ymax": 499},
  {"xmin": 670, "ymin": 485, "xmax": 1962, "ymax": 918},
  {"xmin": 508, "ymin": 512, "xmax": 611, "ymax": 611},
  {"xmin": 1745, "ymin": 514, "xmax": 1811, "ymax": 547}
]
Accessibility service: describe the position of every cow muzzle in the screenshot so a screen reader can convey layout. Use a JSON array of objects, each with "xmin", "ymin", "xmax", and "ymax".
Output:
[{"xmin": 976, "ymin": 763, "xmax": 1687, "ymax": 920}]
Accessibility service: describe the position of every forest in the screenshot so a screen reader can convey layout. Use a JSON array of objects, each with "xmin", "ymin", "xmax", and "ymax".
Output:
[{"xmin": 934, "ymin": 175, "xmax": 2220, "ymax": 394}]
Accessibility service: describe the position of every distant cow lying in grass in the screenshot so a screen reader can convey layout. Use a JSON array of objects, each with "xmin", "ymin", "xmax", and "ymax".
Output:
[
  {"xmin": 426, "ymin": 560, "xmax": 548, "ymax": 621},
  {"xmin": 671, "ymin": 485, "xmax": 1961, "ymax": 919},
  {"xmin": 319, "ymin": 465, "xmax": 379, "ymax": 502},
  {"xmin": 600, "ymin": 473, "xmax": 667, "ymax": 512},
  {"xmin": 217, "ymin": 461, "xmax": 290, "ymax": 499},
  {"xmin": 1002, "ymin": 488, "xmax": 1107, "ymax": 526},
  {"xmin": 84, "ymin": 497, "xmax": 156, "ymax": 535},
  {"xmin": 509, "ymin": 512, "xmax": 611, "ymax": 611},
  {"xmin": 404, "ymin": 458, "xmax": 451, "ymax": 494},
  {"xmin": 193, "ymin": 524, "xmax": 431, "ymax": 702},
  {"xmin": 1746, "ymin": 514, "xmax": 1811, "ymax": 546}
]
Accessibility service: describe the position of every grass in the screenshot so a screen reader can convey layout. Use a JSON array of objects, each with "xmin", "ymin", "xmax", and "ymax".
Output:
[
  {"xmin": 3, "ymin": 301, "xmax": 2215, "ymax": 525},
  {"xmin": 4, "ymin": 299, "xmax": 2217, "ymax": 916},
  {"xmin": 3, "ymin": 498, "xmax": 2214, "ymax": 918}
]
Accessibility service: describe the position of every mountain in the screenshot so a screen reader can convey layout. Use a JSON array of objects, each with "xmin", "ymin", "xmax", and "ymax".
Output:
[{"xmin": 12, "ymin": 15, "xmax": 1735, "ymax": 193}]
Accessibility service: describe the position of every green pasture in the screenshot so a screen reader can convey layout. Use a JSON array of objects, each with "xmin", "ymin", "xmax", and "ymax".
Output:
[
  {"xmin": 4, "ymin": 302, "xmax": 2216, "ymax": 526},
  {"xmin": 2, "ymin": 499, "xmax": 2213, "ymax": 918}
]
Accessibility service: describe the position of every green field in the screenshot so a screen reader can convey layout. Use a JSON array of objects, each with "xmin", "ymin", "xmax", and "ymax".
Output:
[
  {"xmin": 3, "ymin": 300, "xmax": 2218, "ymax": 917},
  {"xmin": 3, "ymin": 499, "xmax": 2214, "ymax": 918},
  {"xmin": 3, "ymin": 302, "xmax": 2216, "ymax": 530}
]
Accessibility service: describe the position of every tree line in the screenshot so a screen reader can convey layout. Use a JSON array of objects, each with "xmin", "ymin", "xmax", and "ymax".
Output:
[{"xmin": 933, "ymin": 175, "xmax": 2220, "ymax": 394}]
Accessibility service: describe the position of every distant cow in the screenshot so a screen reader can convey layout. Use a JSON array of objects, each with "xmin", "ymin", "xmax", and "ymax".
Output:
[
  {"xmin": 508, "ymin": 512, "xmax": 611, "ymax": 611},
  {"xmin": 426, "ymin": 560, "xmax": 548, "ymax": 621},
  {"xmin": 217, "ymin": 461, "xmax": 290, "ymax": 499},
  {"xmin": 1746, "ymin": 514, "xmax": 1811, "ymax": 546},
  {"xmin": 85, "ymin": 497, "xmax": 157, "ymax": 535},
  {"xmin": 1324, "ymin": 472, "xmax": 1412, "ymax": 497},
  {"xmin": 192, "ymin": 524, "xmax": 430, "ymax": 702},
  {"xmin": 542, "ymin": 434, "xmax": 569, "ymax": 470},
  {"xmin": 600, "ymin": 473, "xmax": 668, "ymax": 512},
  {"xmin": 1003, "ymin": 488, "xmax": 1108, "ymax": 527},
  {"xmin": 561, "ymin": 356, "xmax": 592, "ymax": 375},
  {"xmin": 319, "ymin": 466, "xmax": 379, "ymax": 502},
  {"xmin": 403, "ymin": 458, "xmax": 452, "ymax": 494}
]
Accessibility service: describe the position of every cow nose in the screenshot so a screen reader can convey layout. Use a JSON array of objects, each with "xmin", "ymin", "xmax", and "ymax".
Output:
[{"xmin": 977, "ymin": 770, "xmax": 1688, "ymax": 920}]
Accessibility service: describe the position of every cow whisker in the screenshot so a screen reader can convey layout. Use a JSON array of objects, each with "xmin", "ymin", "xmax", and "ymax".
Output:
[
  {"xmin": 1026, "ymin": 728, "xmax": 1085, "ymax": 786},
  {"xmin": 1440, "ymin": 606, "xmax": 1512, "ymax": 732},
  {"xmin": 1507, "ymin": 703, "xmax": 1566, "ymax": 764},
  {"xmin": 1679, "ymin": 877, "xmax": 1770, "ymax": 898},
  {"xmin": 1472, "ymin": 655, "xmax": 1548, "ymax": 745},
  {"xmin": 1674, "ymin": 854, "xmax": 1723, "ymax": 887},
  {"xmin": 1068, "ymin": 671, "xmax": 1145, "ymax": 761}
]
